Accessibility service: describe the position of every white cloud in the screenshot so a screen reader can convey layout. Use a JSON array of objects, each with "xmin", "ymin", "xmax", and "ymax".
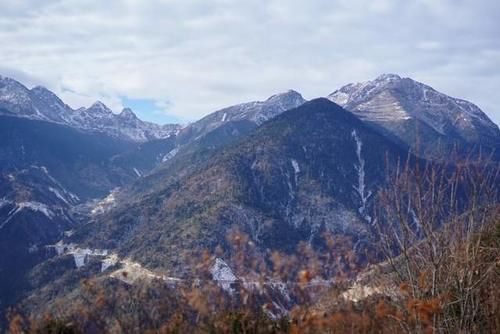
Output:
[{"xmin": 0, "ymin": 0, "xmax": 499, "ymax": 124}]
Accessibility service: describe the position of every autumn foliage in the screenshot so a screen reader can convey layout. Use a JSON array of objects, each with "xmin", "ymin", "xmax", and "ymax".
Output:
[{"xmin": 7, "ymin": 157, "xmax": 499, "ymax": 333}]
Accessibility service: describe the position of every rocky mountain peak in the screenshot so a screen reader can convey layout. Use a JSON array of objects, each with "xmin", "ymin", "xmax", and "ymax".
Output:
[
  {"xmin": 267, "ymin": 89, "xmax": 303, "ymax": 100},
  {"xmin": 0, "ymin": 76, "xmax": 38, "ymax": 117},
  {"xmin": 266, "ymin": 89, "xmax": 305, "ymax": 108},
  {"xmin": 0, "ymin": 75, "xmax": 181, "ymax": 142},
  {"xmin": 119, "ymin": 107, "xmax": 138, "ymax": 120},
  {"xmin": 30, "ymin": 86, "xmax": 69, "ymax": 108},
  {"xmin": 30, "ymin": 85, "xmax": 53, "ymax": 94},
  {"xmin": 0, "ymin": 75, "xmax": 24, "ymax": 86},
  {"xmin": 88, "ymin": 101, "xmax": 113, "ymax": 114},
  {"xmin": 0, "ymin": 75, "xmax": 30, "ymax": 95},
  {"xmin": 328, "ymin": 74, "xmax": 500, "ymax": 150},
  {"xmin": 374, "ymin": 73, "xmax": 402, "ymax": 82}
]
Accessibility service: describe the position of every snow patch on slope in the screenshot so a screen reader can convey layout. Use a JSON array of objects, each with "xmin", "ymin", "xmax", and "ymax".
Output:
[
  {"xmin": 18, "ymin": 201, "xmax": 56, "ymax": 219},
  {"xmin": 351, "ymin": 130, "xmax": 372, "ymax": 223},
  {"xmin": 291, "ymin": 159, "xmax": 300, "ymax": 174},
  {"xmin": 48, "ymin": 187, "xmax": 70, "ymax": 205},
  {"xmin": 290, "ymin": 159, "xmax": 301, "ymax": 186},
  {"xmin": 162, "ymin": 147, "xmax": 180, "ymax": 162},
  {"xmin": 133, "ymin": 168, "xmax": 142, "ymax": 177},
  {"xmin": 210, "ymin": 258, "xmax": 237, "ymax": 293},
  {"xmin": 34, "ymin": 165, "xmax": 80, "ymax": 203},
  {"xmin": 1, "ymin": 201, "xmax": 56, "ymax": 230}
]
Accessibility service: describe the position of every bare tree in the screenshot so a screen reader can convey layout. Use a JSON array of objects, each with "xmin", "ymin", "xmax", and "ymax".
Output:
[{"xmin": 374, "ymin": 153, "xmax": 499, "ymax": 333}]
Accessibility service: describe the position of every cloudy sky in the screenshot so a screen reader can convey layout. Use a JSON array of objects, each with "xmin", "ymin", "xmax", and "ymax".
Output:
[{"xmin": 0, "ymin": 0, "xmax": 499, "ymax": 124}]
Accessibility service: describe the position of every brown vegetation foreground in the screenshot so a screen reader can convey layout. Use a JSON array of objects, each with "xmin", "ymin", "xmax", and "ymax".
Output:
[{"xmin": 7, "ymin": 158, "xmax": 499, "ymax": 334}]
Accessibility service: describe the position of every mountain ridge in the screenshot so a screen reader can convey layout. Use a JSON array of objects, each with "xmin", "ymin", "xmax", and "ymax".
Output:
[
  {"xmin": 64, "ymin": 98, "xmax": 413, "ymax": 274},
  {"xmin": 328, "ymin": 74, "xmax": 500, "ymax": 156},
  {"xmin": 0, "ymin": 75, "xmax": 181, "ymax": 142}
]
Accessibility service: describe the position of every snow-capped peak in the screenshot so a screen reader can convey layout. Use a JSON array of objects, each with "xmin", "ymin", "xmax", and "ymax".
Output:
[
  {"xmin": 88, "ymin": 101, "xmax": 113, "ymax": 113},
  {"xmin": 0, "ymin": 75, "xmax": 30, "ymax": 93},
  {"xmin": 327, "ymin": 74, "xmax": 500, "ymax": 144},
  {"xmin": 0, "ymin": 75, "xmax": 181, "ymax": 142},
  {"xmin": 0, "ymin": 75, "xmax": 43, "ymax": 119},
  {"xmin": 30, "ymin": 86, "xmax": 71, "ymax": 110},
  {"xmin": 374, "ymin": 73, "xmax": 401, "ymax": 82}
]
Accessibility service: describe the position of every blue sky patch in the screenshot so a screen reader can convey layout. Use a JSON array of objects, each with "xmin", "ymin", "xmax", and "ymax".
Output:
[{"xmin": 121, "ymin": 96, "xmax": 184, "ymax": 125}]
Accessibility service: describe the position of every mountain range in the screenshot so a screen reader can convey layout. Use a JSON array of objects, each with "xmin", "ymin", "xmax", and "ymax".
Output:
[
  {"xmin": 0, "ymin": 73, "xmax": 498, "ymax": 327},
  {"xmin": 0, "ymin": 75, "xmax": 181, "ymax": 142}
]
